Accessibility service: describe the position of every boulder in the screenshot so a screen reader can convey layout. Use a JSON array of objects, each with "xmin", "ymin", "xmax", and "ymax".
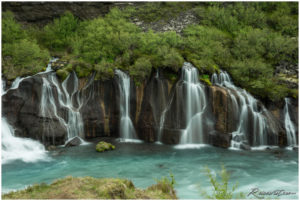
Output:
[
  {"xmin": 96, "ymin": 141, "xmax": 115, "ymax": 152},
  {"xmin": 65, "ymin": 137, "xmax": 82, "ymax": 147},
  {"xmin": 240, "ymin": 143, "xmax": 251, "ymax": 151},
  {"xmin": 209, "ymin": 132, "xmax": 231, "ymax": 148},
  {"xmin": 46, "ymin": 145, "xmax": 56, "ymax": 151}
]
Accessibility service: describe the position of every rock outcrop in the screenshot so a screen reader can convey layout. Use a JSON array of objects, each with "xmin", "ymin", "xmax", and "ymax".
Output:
[
  {"xmin": 2, "ymin": 68, "xmax": 297, "ymax": 148},
  {"xmin": 2, "ymin": 2, "xmax": 131, "ymax": 26}
]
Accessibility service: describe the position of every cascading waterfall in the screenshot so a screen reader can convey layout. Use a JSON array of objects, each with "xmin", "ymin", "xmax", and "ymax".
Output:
[
  {"xmin": 180, "ymin": 62, "xmax": 207, "ymax": 144},
  {"xmin": 158, "ymin": 62, "xmax": 208, "ymax": 144},
  {"xmin": 211, "ymin": 71, "xmax": 268, "ymax": 148},
  {"xmin": 115, "ymin": 70, "xmax": 137, "ymax": 140},
  {"xmin": 2, "ymin": 118, "xmax": 49, "ymax": 164},
  {"xmin": 1, "ymin": 59, "xmax": 60, "ymax": 163},
  {"xmin": 40, "ymin": 71, "xmax": 85, "ymax": 144},
  {"xmin": 284, "ymin": 98, "xmax": 297, "ymax": 146}
]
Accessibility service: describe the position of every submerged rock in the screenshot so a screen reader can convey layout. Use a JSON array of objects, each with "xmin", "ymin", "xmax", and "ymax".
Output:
[
  {"xmin": 96, "ymin": 141, "xmax": 115, "ymax": 152},
  {"xmin": 46, "ymin": 145, "xmax": 56, "ymax": 151},
  {"xmin": 65, "ymin": 137, "xmax": 82, "ymax": 147}
]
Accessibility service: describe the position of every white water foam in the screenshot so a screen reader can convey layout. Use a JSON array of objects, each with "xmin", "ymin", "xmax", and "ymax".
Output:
[
  {"xmin": 116, "ymin": 138, "xmax": 143, "ymax": 143},
  {"xmin": 2, "ymin": 118, "xmax": 50, "ymax": 164},
  {"xmin": 174, "ymin": 144, "xmax": 210, "ymax": 149}
]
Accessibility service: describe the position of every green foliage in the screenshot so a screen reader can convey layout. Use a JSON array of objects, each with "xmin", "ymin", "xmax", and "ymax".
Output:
[
  {"xmin": 76, "ymin": 8, "xmax": 139, "ymax": 64},
  {"xmin": 149, "ymin": 172, "xmax": 176, "ymax": 195},
  {"xmin": 94, "ymin": 60, "xmax": 115, "ymax": 81},
  {"xmin": 2, "ymin": 11, "xmax": 50, "ymax": 80},
  {"xmin": 182, "ymin": 25, "xmax": 231, "ymax": 73},
  {"xmin": 129, "ymin": 57, "xmax": 152, "ymax": 83},
  {"xmin": 2, "ymin": 11, "xmax": 26, "ymax": 44},
  {"xmin": 200, "ymin": 74, "xmax": 212, "ymax": 86},
  {"xmin": 201, "ymin": 165, "xmax": 246, "ymax": 199},
  {"xmin": 39, "ymin": 11, "xmax": 79, "ymax": 51},
  {"xmin": 2, "ymin": 2, "xmax": 298, "ymax": 102}
]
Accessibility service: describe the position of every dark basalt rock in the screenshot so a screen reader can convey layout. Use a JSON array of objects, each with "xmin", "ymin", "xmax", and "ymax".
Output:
[
  {"xmin": 1, "ymin": 67, "xmax": 296, "ymax": 149},
  {"xmin": 240, "ymin": 143, "xmax": 251, "ymax": 151},
  {"xmin": 160, "ymin": 128, "xmax": 183, "ymax": 144},
  {"xmin": 208, "ymin": 132, "xmax": 232, "ymax": 148},
  {"xmin": 65, "ymin": 136, "xmax": 82, "ymax": 147},
  {"xmin": 2, "ymin": 73, "xmax": 66, "ymax": 146}
]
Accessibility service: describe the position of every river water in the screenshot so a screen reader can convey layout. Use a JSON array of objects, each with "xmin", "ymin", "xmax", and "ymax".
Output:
[{"xmin": 2, "ymin": 140, "xmax": 298, "ymax": 199}]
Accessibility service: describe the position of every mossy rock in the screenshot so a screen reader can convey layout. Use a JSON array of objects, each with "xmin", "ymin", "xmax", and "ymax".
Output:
[
  {"xmin": 56, "ymin": 69, "xmax": 69, "ymax": 81},
  {"xmin": 96, "ymin": 141, "xmax": 115, "ymax": 152}
]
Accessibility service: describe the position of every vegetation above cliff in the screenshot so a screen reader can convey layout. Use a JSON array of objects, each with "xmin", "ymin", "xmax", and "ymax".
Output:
[
  {"xmin": 2, "ymin": 2, "xmax": 298, "ymax": 102},
  {"xmin": 2, "ymin": 176, "xmax": 177, "ymax": 199}
]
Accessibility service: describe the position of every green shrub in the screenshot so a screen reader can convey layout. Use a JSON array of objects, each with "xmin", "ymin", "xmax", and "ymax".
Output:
[
  {"xmin": 2, "ymin": 11, "xmax": 26, "ymax": 44},
  {"xmin": 2, "ymin": 11, "xmax": 50, "ymax": 80},
  {"xmin": 2, "ymin": 40, "xmax": 49, "ymax": 80},
  {"xmin": 130, "ymin": 57, "xmax": 152, "ymax": 83},
  {"xmin": 94, "ymin": 60, "xmax": 115, "ymax": 81},
  {"xmin": 39, "ymin": 11, "xmax": 79, "ymax": 51},
  {"xmin": 77, "ymin": 8, "xmax": 140, "ymax": 64},
  {"xmin": 201, "ymin": 165, "xmax": 246, "ymax": 199}
]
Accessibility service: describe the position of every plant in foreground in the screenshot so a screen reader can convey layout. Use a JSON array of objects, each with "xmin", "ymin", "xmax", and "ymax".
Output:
[{"xmin": 200, "ymin": 165, "xmax": 246, "ymax": 199}]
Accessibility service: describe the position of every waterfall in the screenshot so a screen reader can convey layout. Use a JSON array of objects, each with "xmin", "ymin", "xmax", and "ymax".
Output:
[
  {"xmin": 2, "ymin": 118, "xmax": 49, "ymax": 164},
  {"xmin": 284, "ymin": 98, "xmax": 297, "ymax": 146},
  {"xmin": 40, "ymin": 72, "xmax": 85, "ymax": 144},
  {"xmin": 211, "ymin": 71, "xmax": 268, "ymax": 148},
  {"xmin": 180, "ymin": 62, "xmax": 207, "ymax": 144},
  {"xmin": 115, "ymin": 70, "xmax": 137, "ymax": 140}
]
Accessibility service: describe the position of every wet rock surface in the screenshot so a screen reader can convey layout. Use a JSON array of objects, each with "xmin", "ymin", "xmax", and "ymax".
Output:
[
  {"xmin": 1, "ymin": 68, "xmax": 297, "ymax": 148},
  {"xmin": 65, "ymin": 136, "xmax": 82, "ymax": 147}
]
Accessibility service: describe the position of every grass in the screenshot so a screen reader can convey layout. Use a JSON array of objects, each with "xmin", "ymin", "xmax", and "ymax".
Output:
[{"xmin": 2, "ymin": 176, "xmax": 177, "ymax": 199}]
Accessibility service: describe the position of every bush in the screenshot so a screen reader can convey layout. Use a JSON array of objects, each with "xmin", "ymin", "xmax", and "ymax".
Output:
[
  {"xmin": 200, "ymin": 165, "xmax": 245, "ymax": 199},
  {"xmin": 77, "ymin": 8, "xmax": 140, "ymax": 64},
  {"xmin": 2, "ymin": 11, "xmax": 50, "ymax": 80},
  {"xmin": 39, "ymin": 11, "xmax": 79, "ymax": 51},
  {"xmin": 94, "ymin": 60, "xmax": 115, "ymax": 81},
  {"xmin": 2, "ymin": 11, "xmax": 26, "ymax": 44},
  {"xmin": 129, "ymin": 57, "xmax": 152, "ymax": 83}
]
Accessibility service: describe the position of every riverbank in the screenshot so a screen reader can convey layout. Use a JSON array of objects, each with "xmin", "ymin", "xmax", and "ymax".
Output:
[{"xmin": 2, "ymin": 176, "xmax": 177, "ymax": 199}]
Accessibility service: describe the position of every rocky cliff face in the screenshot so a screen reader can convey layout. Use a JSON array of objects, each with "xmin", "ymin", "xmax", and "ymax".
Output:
[
  {"xmin": 2, "ymin": 68, "xmax": 297, "ymax": 148},
  {"xmin": 2, "ymin": 2, "xmax": 134, "ymax": 26}
]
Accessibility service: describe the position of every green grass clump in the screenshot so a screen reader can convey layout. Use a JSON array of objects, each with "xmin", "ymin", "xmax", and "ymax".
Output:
[
  {"xmin": 2, "ymin": 176, "xmax": 177, "ymax": 199},
  {"xmin": 95, "ymin": 141, "xmax": 115, "ymax": 152}
]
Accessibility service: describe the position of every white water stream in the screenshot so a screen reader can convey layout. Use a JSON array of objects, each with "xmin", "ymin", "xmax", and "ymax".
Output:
[
  {"xmin": 115, "ymin": 70, "xmax": 137, "ymax": 140},
  {"xmin": 180, "ymin": 62, "xmax": 207, "ymax": 144},
  {"xmin": 211, "ymin": 71, "xmax": 268, "ymax": 148},
  {"xmin": 284, "ymin": 98, "xmax": 297, "ymax": 146}
]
